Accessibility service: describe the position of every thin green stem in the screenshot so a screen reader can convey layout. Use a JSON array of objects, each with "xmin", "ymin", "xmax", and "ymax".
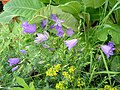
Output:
[{"xmin": 100, "ymin": 50, "xmax": 111, "ymax": 85}]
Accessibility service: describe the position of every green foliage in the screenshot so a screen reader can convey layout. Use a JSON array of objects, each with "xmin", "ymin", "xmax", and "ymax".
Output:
[
  {"xmin": 0, "ymin": 0, "xmax": 120, "ymax": 89},
  {"xmin": 0, "ymin": 0, "xmax": 45, "ymax": 23},
  {"xmin": 30, "ymin": 5, "xmax": 78, "ymax": 31},
  {"xmin": 58, "ymin": 1, "xmax": 82, "ymax": 15},
  {"xmin": 82, "ymin": 0, "xmax": 105, "ymax": 8},
  {"xmin": 12, "ymin": 77, "xmax": 35, "ymax": 90},
  {"xmin": 97, "ymin": 24, "xmax": 120, "ymax": 44}
]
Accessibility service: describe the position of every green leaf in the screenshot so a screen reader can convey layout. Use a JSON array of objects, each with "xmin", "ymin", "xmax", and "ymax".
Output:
[
  {"xmin": 97, "ymin": 24, "xmax": 120, "ymax": 44},
  {"xmin": 4, "ymin": 0, "xmax": 44, "ymax": 19},
  {"xmin": 29, "ymin": 6, "xmax": 78, "ymax": 31},
  {"xmin": 0, "ymin": 11, "xmax": 16, "ymax": 23},
  {"xmin": 58, "ymin": 1, "xmax": 82, "ymax": 15},
  {"xmin": 82, "ymin": 0, "xmax": 105, "ymax": 8},
  {"xmin": 15, "ymin": 77, "xmax": 29, "ymax": 89},
  {"xmin": 29, "ymin": 82, "xmax": 35, "ymax": 90},
  {"xmin": 59, "ymin": 12, "xmax": 78, "ymax": 31},
  {"xmin": 29, "ymin": 6, "xmax": 62, "ymax": 24},
  {"xmin": 97, "ymin": 28, "xmax": 108, "ymax": 41}
]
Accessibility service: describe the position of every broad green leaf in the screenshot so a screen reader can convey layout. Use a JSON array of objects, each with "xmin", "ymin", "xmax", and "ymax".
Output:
[
  {"xmin": 59, "ymin": 12, "xmax": 78, "ymax": 31},
  {"xmin": 29, "ymin": 82, "xmax": 35, "ymax": 90},
  {"xmin": 29, "ymin": 6, "xmax": 62, "ymax": 24},
  {"xmin": 4, "ymin": 0, "xmax": 44, "ymax": 19},
  {"xmin": 16, "ymin": 77, "xmax": 29, "ymax": 89},
  {"xmin": 29, "ymin": 6, "xmax": 78, "ymax": 31},
  {"xmin": 109, "ymin": 30, "xmax": 120, "ymax": 44},
  {"xmin": 58, "ymin": 1, "xmax": 82, "ymax": 15},
  {"xmin": 82, "ymin": 0, "xmax": 105, "ymax": 8},
  {"xmin": 0, "ymin": 11, "xmax": 16, "ymax": 23},
  {"xmin": 97, "ymin": 24, "xmax": 120, "ymax": 44},
  {"xmin": 97, "ymin": 28, "xmax": 108, "ymax": 41},
  {"xmin": 59, "ymin": 0, "xmax": 82, "ymax": 4}
]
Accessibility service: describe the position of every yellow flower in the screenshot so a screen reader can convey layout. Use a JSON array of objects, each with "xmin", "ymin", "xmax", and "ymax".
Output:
[
  {"xmin": 69, "ymin": 66, "xmax": 75, "ymax": 74},
  {"xmin": 55, "ymin": 81, "xmax": 65, "ymax": 90},
  {"xmin": 46, "ymin": 68, "xmax": 57, "ymax": 76},
  {"xmin": 54, "ymin": 64, "xmax": 61, "ymax": 72},
  {"xmin": 62, "ymin": 71, "xmax": 69, "ymax": 78},
  {"xmin": 46, "ymin": 64, "xmax": 61, "ymax": 76}
]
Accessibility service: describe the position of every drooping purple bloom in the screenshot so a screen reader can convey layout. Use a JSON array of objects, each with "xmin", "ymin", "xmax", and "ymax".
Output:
[
  {"xmin": 22, "ymin": 21, "xmax": 36, "ymax": 34},
  {"xmin": 20, "ymin": 50, "xmax": 26, "ymax": 54},
  {"xmin": 50, "ymin": 14, "xmax": 64, "ymax": 37},
  {"xmin": 66, "ymin": 28, "xmax": 74, "ymax": 36},
  {"xmin": 101, "ymin": 42, "xmax": 115, "ymax": 58},
  {"xmin": 56, "ymin": 26, "xmax": 64, "ymax": 37},
  {"xmin": 8, "ymin": 58, "xmax": 19, "ymax": 66},
  {"xmin": 51, "ymin": 14, "xmax": 64, "ymax": 28},
  {"xmin": 12, "ymin": 66, "xmax": 18, "ymax": 72},
  {"xmin": 64, "ymin": 39, "xmax": 78, "ymax": 50},
  {"xmin": 34, "ymin": 31, "xmax": 49, "ymax": 44},
  {"xmin": 40, "ymin": 20, "xmax": 47, "ymax": 29}
]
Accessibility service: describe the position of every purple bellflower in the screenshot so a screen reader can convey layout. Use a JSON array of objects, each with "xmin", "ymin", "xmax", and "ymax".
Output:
[
  {"xmin": 8, "ymin": 58, "xmax": 19, "ymax": 66},
  {"xmin": 101, "ymin": 42, "xmax": 115, "ymax": 58},
  {"xmin": 40, "ymin": 20, "xmax": 48, "ymax": 29},
  {"xmin": 64, "ymin": 39, "xmax": 78, "ymax": 50},
  {"xmin": 66, "ymin": 28, "xmax": 74, "ymax": 36},
  {"xmin": 22, "ymin": 21, "xmax": 36, "ymax": 34},
  {"xmin": 34, "ymin": 31, "xmax": 49, "ymax": 44},
  {"xmin": 51, "ymin": 14, "xmax": 64, "ymax": 37},
  {"xmin": 12, "ymin": 66, "xmax": 18, "ymax": 72}
]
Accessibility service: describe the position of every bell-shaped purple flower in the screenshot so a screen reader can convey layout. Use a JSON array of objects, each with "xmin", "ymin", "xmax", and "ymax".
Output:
[
  {"xmin": 8, "ymin": 58, "xmax": 19, "ymax": 66},
  {"xmin": 22, "ymin": 21, "xmax": 36, "ymax": 34},
  {"xmin": 34, "ymin": 31, "xmax": 49, "ymax": 44},
  {"xmin": 12, "ymin": 66, "xmax": 18, "ymax": 72},
  {"xmin": 64, "ymin": 39, "xmax": 78, "ymax": 50},
  {"xmin": 51, "ymin": 14, "xmax": 64, "ymax": 28},
  {"xmin": 50, "ymin": 14, "xmax": 64, "ymax": 37},
  {"xmin": 101, "ymin": 42, "xmax": 115, "ymax": 58},
  {"xmin": 56, "ymin": 26, "xmax": 64, "ymax": 37},
  {"xmin": 40, "ymin": 20, "xmax": 47, "ymax": 29},
  {"xmin": 66, "ymin": 28, "xmax": 74, "ymax": 36}
]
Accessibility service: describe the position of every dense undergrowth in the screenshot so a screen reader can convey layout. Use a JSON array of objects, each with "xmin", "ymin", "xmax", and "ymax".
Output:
[{"xmin": 0, "ymin": 0, "xmax": 120, "ymax": 90}]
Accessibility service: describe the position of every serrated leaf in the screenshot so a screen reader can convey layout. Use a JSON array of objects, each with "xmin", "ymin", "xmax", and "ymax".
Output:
[
  {"xmin": 0, "ymin": 11, "xmax": 16, "ymax": 23},
  {"xmin": 29, "ymin": 6, "xmax": 62, "ymax": 24},
  {"xmin": 82, "ymin": 0, "xmax": 105, "ymax": 8},
  {"xmin": 59, "ymin": 12, "xmax": 78, "ymax": 31},
  {"xmin": 58, "ymin": 1, "xmax": 82, "ymax": 15},
  {"xmin": 4, "ymin": 0, "xmax": 44, "ymax": 19}
]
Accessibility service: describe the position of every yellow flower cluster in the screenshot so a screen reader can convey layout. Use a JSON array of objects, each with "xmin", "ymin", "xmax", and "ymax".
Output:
[
  {"xmin": 55, "ymin": 81, "xmax": 65, "ymax": 90},
  {"xmin": 46, "ymin": 64, "xmax": 61, "ymax": 76},
  {"xmin": 98, "ymin": 85, "xmax": 117, "ymax": 90},
  {"xmin": 69, "ymin": 66, "xmax": 75, "ymax": 74},
  {"xmin": 77, "ymin": 78, "xmax": 84, "ymax": 88},
  {"xmin": 62, "ymin": 71, "xmax": 74, "ymax": 82}
]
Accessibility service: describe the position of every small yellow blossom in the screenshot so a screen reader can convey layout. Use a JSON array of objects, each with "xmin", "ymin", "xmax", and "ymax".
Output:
[
  {"xmin": 46, "ymin": 68, "xmax": 57, "ymax": 76},
  {"xmin": 54, "ymin": 64, "xmax": 61, "ymax": 72},
  {"xmin": 46, "ymin": 64, "xmax": 61, "ymax": 76},
  {"xmin": 55, "ymin": 81, "xmax": 65, "ymax": 90},
  {"xmin": 62, "ymin": 71, "xmax": 69, "ymax": 78},
  {"xmin": 69, "ymin": 66, "xmax": 75, "ymax": 74}
]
